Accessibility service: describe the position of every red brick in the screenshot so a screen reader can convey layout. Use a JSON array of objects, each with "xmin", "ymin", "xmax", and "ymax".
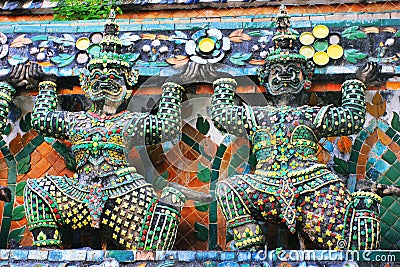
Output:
[
  {"xmin": 196, "ymin": 84, "xmax": 213, "ymax": 95},
  {"xmin": 44, "ymin": 150, "xmax": 61, "ymax": 165},
  {"xmin": 28, "ymin": 158, "xmax": 51, "ymax": 178},
  {"xmin": 36, "ymin": 142, "xmax": 53, "ymax": 157},
  {"xmin": 9, "ymin": 134, "xmax": 23, "ymax": 155},
  {"xmin": 52, "ymin": 157, "xmax": 67, "ymax": 173}
]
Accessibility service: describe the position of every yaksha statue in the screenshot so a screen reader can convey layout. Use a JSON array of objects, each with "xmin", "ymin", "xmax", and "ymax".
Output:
[
  {"xmin": 23, "ymin": 11, "xmax": 193, "ymax": 250},
  {"xmin": 211, "ymin": 6, "xmax": 399, "ymax": 250}
]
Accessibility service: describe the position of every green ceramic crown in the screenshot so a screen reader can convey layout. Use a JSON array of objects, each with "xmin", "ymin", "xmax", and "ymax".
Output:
[{"xmin": 87, "ymin": 9, "xmax": 129, "ymax": 71}]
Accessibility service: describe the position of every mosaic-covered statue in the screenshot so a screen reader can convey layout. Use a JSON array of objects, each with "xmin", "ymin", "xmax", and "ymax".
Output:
[
  {"xmin": 211, "ymin": 6, "xmax": 400, "ymax": 250},
  {"xmin": 22, "ymin": 11, "xmax": 192, "ymax": 250},
  {"xmin": 0, "ymin": 82, "xmax": 15, "ymax": 203}
]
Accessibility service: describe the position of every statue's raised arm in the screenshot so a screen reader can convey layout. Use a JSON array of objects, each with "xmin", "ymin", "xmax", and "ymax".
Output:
[
  {"xmin": 211, "ymin": 77, "xmax": 253, "ymax": 139},
  {"xmin": 125, "ymin": 81, "xmax": 184, "ymax": 146},
  {"xmin": 313, "ymin": 62, "xmax": 381, "ymax": 138}
]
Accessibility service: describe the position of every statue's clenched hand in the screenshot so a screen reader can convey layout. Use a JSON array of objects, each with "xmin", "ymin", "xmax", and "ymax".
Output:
[
  {"xmin": 7, "ymin": 63, "xmax": 57, "ymax": 90},
  {"xmin": 165, "ymin": 62, "xmax": 233, "ymax": 85},
  {"xmin": 356, "ymin": 62, "xmax": 381, "ymax": 87}
]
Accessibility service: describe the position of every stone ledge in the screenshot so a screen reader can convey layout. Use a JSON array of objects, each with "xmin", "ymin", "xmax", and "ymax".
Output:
[{"xmin": 0, "ymin": 249, "xmax": 399, "ymax": 265}]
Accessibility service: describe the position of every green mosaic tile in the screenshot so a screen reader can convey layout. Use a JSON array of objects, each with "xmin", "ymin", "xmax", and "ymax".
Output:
[
  {"xmin": 208, "ymin": 223, "xmax": 217, "ymax": 247},
  {"xmin": 382, "ymin": 197, "xmax": 395, "ymax": 207},
  {"xmin": 230, "ymin": 156, "xmax": 243, "ymax": 168},
  {"xmin": 236, "ymin": 146, "xmax": 249, "ymax": 159},
  {"xmin": 210, "ymin": 170, "xmax": 219, "ymax": 183},
  {"xmin": 215, "ymin": 146, "xmax": 226, "ymax": 158},
  {"xmin": 378, "ymin": 176, "xmax": 391, "ymax": 185},
  {"xmin": 379, "ymin": 196, "xmax": 400, "ymax": 249},
  {"xmin": 30, "ymin": 135, "xmax": 44, "ymax": 147},
  {"xmin": 394, "ymin": 161, "xmax": 400, "ymax": 172},
  {"xmin": 385, "ymin": 128, "xmax": 397, "ymax": 139},
  {"xmin": 384, "ymin": 167, "xmax": 400, "ymax": 183},
  {"xmin": 353, "ymin": 139, "xmax": 364, "ymax": 152},
  {"xmin": 382, "ymin": 210, "xmax": 398, "ymax": 227},
  {"xmin": 181, "ymin": 133, "xmax": 200, "ymax": 153},
  {"xmin": 348, "ymin": 161, "xmax": 356, "ymax": 174},
  {"xmin": 382, "ymin": 150, "xmax": 397, "ymax": 165}
]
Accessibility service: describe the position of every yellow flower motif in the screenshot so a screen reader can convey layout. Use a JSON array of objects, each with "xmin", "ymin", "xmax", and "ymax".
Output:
[
  {"xmin": 327, "ymin": 240, "xmax": 333, "ymax": 247},
  {"xmin": 305, "ymin": 223, "xmax": 311, "ymax": 228},
  {"xmin": 261, "ymin": 211, "xmax": 268, "ymax": 217},
  {"xmin": 257, "ymin": 199, "xmax": 264, "ymax": 205},
  {"xmin": 315, "ymin": 226, "xmax": 321, "ymax": 232},
  {"xmin": 336, "ymin": 234, "xmax": 342, "ymax": 240},
  {"xmin": 305, "ymin": 196, "xmax": 311, "ymax": 202},
  {"xmin": 318, "ymin": 216, "xmax": 324, "ymax": 222},
  {"xmin": 335, "ymin": 196, "xmax": 342, "ymax": 201},
  {"xmin": 322, "ymin": 203, "xmax": 328, "ymax": 208},
  {"xmin": 318, "ymin": 237, "xmax": 323, "ymax": 243},
  {"xmin": 315, "ymin": 191, "xmax": 320, "ymax": 196},
  {"xmin": 269, "ymin": 196, "xmax": 275, "ymax": 202},
  {"xmin": 307, "ymin": 213, "xmax": 313, "ymax": 219},
  {"xmin": 313, "ymin": 202, "xmax": 319, "ymax": 208},
  {"xmin": 326, "ymin": 230, "xmax": 332, "ymax": 236},
  {"xmin": 333, "ymin": 208, "xmax": 339, "ymax": 214},
  {"xmin": 326, "ymin": 194, "xmax": 332, "ymax": 200},
  {"xmin": 329, "ymin": 217, "xmax": 335, "ymax": 223},
  {"xmin": 271, "ymin": 209, "xmax": 277, "ymax": 215}
]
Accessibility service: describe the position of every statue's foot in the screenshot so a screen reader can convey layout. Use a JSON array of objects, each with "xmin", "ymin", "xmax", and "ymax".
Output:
[
  {"xmin": 356, "ymin": 179, "xmax": 400, "ymax": 197},
  {"xmin": 0, "ymin": 186, "xmax": 11, "ymax": 202},
  {"xmin": 168, "ymin": 182, "xmax": 212, "ymax": 203}
]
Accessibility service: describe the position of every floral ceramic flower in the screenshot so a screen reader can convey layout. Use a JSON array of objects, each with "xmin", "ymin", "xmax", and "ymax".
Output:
[{"xmin": 185, "ymin": 28, "xmax": 230, "ymax": 64}]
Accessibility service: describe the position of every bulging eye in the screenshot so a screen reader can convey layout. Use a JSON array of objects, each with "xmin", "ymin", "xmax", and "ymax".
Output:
[
  {"xmin": 109, "ymin": 74, "xmax": 115, "ymax": 79},
  {"xmin": 95, "ymin": 74, "xmax": 100, "ymax": 79}
]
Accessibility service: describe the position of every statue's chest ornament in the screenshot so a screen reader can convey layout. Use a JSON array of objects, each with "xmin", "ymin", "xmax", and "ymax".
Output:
[{"xmin": 71, "ymin": 112, "xmax": 128, "ymax": 166}]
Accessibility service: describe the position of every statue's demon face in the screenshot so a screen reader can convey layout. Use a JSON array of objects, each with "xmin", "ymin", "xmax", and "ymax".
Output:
[
  {"xmin": 87, "ymin": 67, "xmax": 128, "ymax": 104},
  {"xmin": 262, "ymin": 60, "xmax": 314, "ymax": 96},
  {"xmin": 80, "ymin": 64, "xmax": 138, "ymax": 114}
]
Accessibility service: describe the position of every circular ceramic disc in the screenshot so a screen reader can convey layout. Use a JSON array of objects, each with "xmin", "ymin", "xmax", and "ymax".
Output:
[
  {"xmin": 313, "ymin": 51, "xmax": 329, "ymax": 66},
  {"xmin": 313, "ymin": 25, "xmax": 329, "ymax": 39},
  {"xmin": 299, "ymin": 32, "xmax": 315, "ymax": 45},
  {"xmin": 328, "ymin": 33, "xmax": 341, "ymax": 45},
  {"xmin": 327, "ymin": 44, "xmax": 344, "ymax": 59},
  {"xmin": 198, "ymin": 38, "xmax": 215, "ymax": 53},
  {"xmin": 300, "ymin": 45, "xmax": 315, "ymax": 59},
  {"xmin": 76, "ymin": 51, "xmax": 89, "ymax": 64},
  {"xmin": 88, "ymin": 44, "xmax": 101, "ymax": 57},
  {"xmin": 76, "ymin": 37, "xmax": 90, "ymax": 50},
  {"xmin": 90, "ymin": 33, "xmax": 103, "ymax": 44},
  {"xmin": 313, "ymin": 39, "xmax": 328, "ymax": 52}
]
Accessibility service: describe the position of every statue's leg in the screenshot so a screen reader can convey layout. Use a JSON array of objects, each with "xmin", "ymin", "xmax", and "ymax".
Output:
[
  {"xmin": 24, "ymin": 178, "xmax": 63, "ymax": 248},
  {"xmin": 216, "ymin": 177, "xmax": 265, "ymax": 250},
  {"xmin": 297, "ymin": 181, "xmax": 381, "ymax": 250},
  {"xmin": 297, "ymin": 181, "xmax": 351, "ymax": 249},
  {"xmin": 103, "ymin": 184, "xmax": 185, "ymax": 250},
  {"xmin": 144, "ymin": 186, "xmax": 186, "ymax": 250},
  {"xmin": 343, "ymin": 191, "xmax": 381, "ymax": 250}
]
